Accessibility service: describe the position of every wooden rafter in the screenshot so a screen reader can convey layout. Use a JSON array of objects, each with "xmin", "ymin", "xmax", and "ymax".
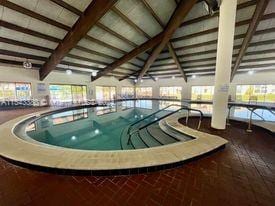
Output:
[
  {"xmin": 140, "ymin": 0, "xmax": 187, "ymax": 82},
  {"xmin": 167, "ymin": 42, "xmax": 187, "ymax": 81},
  {"xmin": 49, "ymin": 0, "xmax": 143, "ymax": 62},
  {"xmin": 137, "ymin": 0, "xmax": 197, "ymax": 81},
  {"xmin": 230, "ymin": 0, "xmax": 269, "ymax": 81},
  {"xmin": 92, "ymin": 32, "xmax": 164, "ymax": 81},
  {"xmin": 39, "ymin": 0, "xmax": 117, "ymax": 80}
]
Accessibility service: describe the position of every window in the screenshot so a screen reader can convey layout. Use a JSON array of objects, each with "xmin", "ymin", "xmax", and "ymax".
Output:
[
  {"xmin": 191, "ymin": 86, "xmax": 214, "ymax": 100},
  {"xmin": 136, "ymin": 87, "xmax": 152, "ymax": 98},
  {"xmin": 236, "ymin": 85, "xmax": 275, "ymax": 103},
  {"xmin": 0, "ymin": 82, "xmax": 31, "ymax": 100},
  {"xmin": 160, "ymin": 87, "xmax": 182, "ymax": 99},
  {"xmin": 121, "ymin": 87, "xmax": 134, "ymax": 99},
  {"xmin": 72, "ymin": 85, "xmax": 87, "ymax": 104},
  {"xmin": 96, "ymin": 86, "xmax": 116, "ymax": 101},
  {"xmin": 49, "ymin": 84, "xmax": 87, "ymax": 104}
]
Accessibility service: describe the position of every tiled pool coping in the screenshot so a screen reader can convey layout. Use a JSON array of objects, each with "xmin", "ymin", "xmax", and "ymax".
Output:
[{"xmin": 0, "ymin": 108, "xmax": 228, "ymax": 174}]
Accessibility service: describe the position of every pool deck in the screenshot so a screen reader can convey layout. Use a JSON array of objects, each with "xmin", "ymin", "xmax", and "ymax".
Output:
[{"xmin": 0, "ymin": 109, "xmax": 227, "ymax": 172}]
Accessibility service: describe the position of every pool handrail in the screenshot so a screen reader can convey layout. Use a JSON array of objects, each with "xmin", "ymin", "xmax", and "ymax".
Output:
[
  {"xmin": 127, "ymin": 107, "xmax": 204, "ymax": 146},
  {"xmin": 227, "ymin": 104, "xmax": 275, "ymax": 132},
  {"xmin": 126, "ymin": 104, "xmax": 182, "ymax": 136}
]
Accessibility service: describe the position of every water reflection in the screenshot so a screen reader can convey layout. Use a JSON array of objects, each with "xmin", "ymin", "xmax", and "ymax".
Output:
[{"xmin": 52, "ymin": 109, "xmax": 88, "ymax": 125}]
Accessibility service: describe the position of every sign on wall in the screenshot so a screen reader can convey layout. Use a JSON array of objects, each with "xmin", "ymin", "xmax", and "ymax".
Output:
[{"xmin": 37, "ymin": 83, "xmax": 47, "ymax": 92}]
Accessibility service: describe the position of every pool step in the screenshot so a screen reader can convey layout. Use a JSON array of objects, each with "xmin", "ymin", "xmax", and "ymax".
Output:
[
  {"xmin": 139, "ymin": 128, "xmax": 162, "ymax": 147},
  {"xmin": 146, "ymin": 125, "xmax": 178, "ymax": 145},
  {"xmin": 130, "ymin": 132, "xmax": 147, "ymax": 149},
  {"xmin": 159, "ymin": 120, "xmax": 193, "ymax": 141}
]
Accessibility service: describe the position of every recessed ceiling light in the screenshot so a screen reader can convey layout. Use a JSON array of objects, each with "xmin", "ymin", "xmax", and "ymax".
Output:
[
  {"xmin": 140, "ymin": 79, "xmax": 144, "ymax": 83},
  {"xmin": 92, "ymin": 71, "xmax": 97, "ymax": 77},
  {"xmin": 134, "ymin": 79, "xmax": 137, "ymax": 83},
  {"xmin": 94, "ymin": 129, "xmax": 99, "ymax": 134},
  {"xmin": 172, "ymin": 76, "xmax": 175, "ymax": 79},
  {"xmin": 248, "ymin": 70, "xmax": 254, "ymax": 75},
  {"xmin": 71, "ymin": 136, "xmax": 77, "ymax": 141},
  {"xmin": 66, "ymin": 69, "xmax": 72, "ymax": 75},
  {"xmin": 155, "ymin": 77, "xmax": 158, "ymax": 81},
  {"xmin": 192, "ymin": 75, "xmax": 196, "ymax": 79}
]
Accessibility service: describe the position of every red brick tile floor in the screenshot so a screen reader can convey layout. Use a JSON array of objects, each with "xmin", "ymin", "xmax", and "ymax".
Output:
[{"xmin": 0, "ymin": 108, "xmax": 274, "ymax": 206}]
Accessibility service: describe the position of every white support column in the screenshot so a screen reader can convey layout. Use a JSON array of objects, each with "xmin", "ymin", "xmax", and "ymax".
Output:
[{"xmin": 211, "ymin": 0, "xmax": 237, "ymax": 129}]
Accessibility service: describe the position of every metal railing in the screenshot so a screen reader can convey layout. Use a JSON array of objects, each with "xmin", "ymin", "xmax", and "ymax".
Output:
[
  {"xmin": 127, "ymin": 106, "xmax": 204, "ymax": 146},
  {"xmin": 126, "ymin": 104, "xmax": 181, "ymax": 136},
  {"xmin": 227, "ymin": 104, "xmax": 275, "ymax": 132}
]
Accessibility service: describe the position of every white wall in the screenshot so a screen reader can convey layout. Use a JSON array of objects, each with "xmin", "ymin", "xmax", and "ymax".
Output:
[{"xmin": 0, "ymin": 64, "xmax": 275, "ymax": 103}]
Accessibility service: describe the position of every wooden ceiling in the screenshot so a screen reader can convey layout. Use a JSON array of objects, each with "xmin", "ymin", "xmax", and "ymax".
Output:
[{"xmin": 0, "ymin": 0, "xmax": 274, "ymax": 82}]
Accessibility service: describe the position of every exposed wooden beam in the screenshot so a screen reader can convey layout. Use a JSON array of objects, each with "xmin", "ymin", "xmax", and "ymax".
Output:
[
  {"xmin": 137, "ymin": 0, "xmax": 197, "ymax": 81},
  {"xmin": 92, "ymin": 32, "xmax": 164, "ymax": 81},
  {"xmin": 167, "ymin": 42, "xmax": 187, "ymax": 81},
  {"xmin": 49, "ymin": 0, "xmax": 142, "ymax": 58},
  {"xmin": 141, "ymin": 0, "xmax": 187, "ymax": 82},
  {"xmin": 39, "ymin": 0, "xmax": 117, "ymax": 80},
  {"xmin": 230, "ymin": 0, "xmax": 269, "ymax": 81}
]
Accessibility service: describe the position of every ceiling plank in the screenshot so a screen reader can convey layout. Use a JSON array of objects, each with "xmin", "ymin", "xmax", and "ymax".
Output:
[
  {"xmin": 137, "ymin": 0, "xmax": 197, "ymax": 81},
  {"xmin": 180, "ymin": 0, "xmax": 257, "ymax": 27},
  {"xmin": 49, "ymin": 0, "xmax": 82, "ymax": 16},
  {"xmin": 39, "ymin": 0, "xmax": 117, "ymax": 80},
  {"xmin": 0, "ymin": 36, "xmax": 54, "ymax": 53},
  {"xmin": 230, "ymin": 0, "xmax": 269, "ymax": 81},
  {"xmin": 111, "ymin": 7, "xmax": 151, "ymax": 39},
  {"xmin": 0, "ymin": 1, "xmax": 71, "ymax": 31},
  {"xmin": 0, "ymin": 20, "xmax": 60, "ymax": 42}
]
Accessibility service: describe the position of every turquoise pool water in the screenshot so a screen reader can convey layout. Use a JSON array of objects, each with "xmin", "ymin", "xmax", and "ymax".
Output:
[
  {"xmin": 26, "ymin": 100, "xmax": 180, "ymax": 150},
  {"xmin": 24, "ymin": 100, "xmax": 274, "ymax": 151}
]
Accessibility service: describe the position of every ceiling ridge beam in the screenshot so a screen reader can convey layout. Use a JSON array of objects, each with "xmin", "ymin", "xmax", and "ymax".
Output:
[
  {"xmin": 230, "ymin": 0, "xmax": 269, "ymax": 81},
  {"xmin": 137, "ymin": 0, "xmax": 197, "ymax": 81},
  {"xmin": 39, "ymin": 0, "xmax": 117, "ymax": 80}
]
